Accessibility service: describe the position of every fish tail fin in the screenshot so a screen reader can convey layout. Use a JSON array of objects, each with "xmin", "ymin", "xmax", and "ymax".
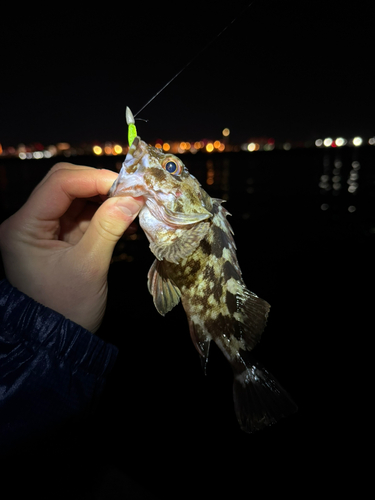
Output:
[{"xmin": 232, "ymin": 352, "xmax": 297, "ymax": 433}]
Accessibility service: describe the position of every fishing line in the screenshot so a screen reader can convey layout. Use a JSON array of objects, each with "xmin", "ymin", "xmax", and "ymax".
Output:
[{"xmin": 134, "ymin": 0, "xmax": 257, "ymax": 119}]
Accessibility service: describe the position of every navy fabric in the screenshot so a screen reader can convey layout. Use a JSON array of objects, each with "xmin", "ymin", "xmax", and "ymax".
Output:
[{"xmin": 0, "ymin": 279, "xmax": 118, "ymax": 452}]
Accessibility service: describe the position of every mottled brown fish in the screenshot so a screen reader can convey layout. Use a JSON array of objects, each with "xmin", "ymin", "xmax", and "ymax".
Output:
[{"xmin": 109, "ymin": 116, "xmax": 297, "ymax": 432}]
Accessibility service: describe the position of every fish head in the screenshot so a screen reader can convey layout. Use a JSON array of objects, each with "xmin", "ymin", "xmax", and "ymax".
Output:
[{"xmin": 109, "ymin": 136, "xmax": 212, "ymax": 227}]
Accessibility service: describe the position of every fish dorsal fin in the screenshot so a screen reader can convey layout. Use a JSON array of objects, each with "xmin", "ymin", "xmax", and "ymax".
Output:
[
  {"xmin": 150, "ymin": 222, "xmax": 210, "ymax": 264},
  {"xmin": 147, "ymin": 259, "xmax": 181, "ymax": 316},
  {"xmin": 226, "ymin": 278, "xmax": 271, "ymax": 351}
]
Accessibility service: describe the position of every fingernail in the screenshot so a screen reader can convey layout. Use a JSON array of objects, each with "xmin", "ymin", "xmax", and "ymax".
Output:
[{"xmin": 116, "ymin": 198, "xmax": 141, "ymax": 216}]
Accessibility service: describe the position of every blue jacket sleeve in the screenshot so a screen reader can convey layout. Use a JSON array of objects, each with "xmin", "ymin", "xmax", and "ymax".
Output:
[{"xmin": 0, "ymin": 279, "xmax": 119, "ymax": 451}]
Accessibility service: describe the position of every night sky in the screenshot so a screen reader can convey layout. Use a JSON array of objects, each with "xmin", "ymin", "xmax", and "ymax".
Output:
[{"xmin": 1, "ymin": 0, "xmax": 374, "ymax": 146}]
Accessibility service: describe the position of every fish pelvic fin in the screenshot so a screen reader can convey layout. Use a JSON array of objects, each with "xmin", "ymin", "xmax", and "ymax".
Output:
[
  {"xmin": 147, "ymin": 259, "xmax": 181, "ymax": 315},
  {"xmin": 232, "ymin": 351, "xmax": 297, "ymax": 433}
]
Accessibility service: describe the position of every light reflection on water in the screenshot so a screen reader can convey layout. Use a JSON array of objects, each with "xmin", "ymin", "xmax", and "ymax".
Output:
[{"xmin": 318, "ymin": 149, "xmax": 367, "ymax": 218}]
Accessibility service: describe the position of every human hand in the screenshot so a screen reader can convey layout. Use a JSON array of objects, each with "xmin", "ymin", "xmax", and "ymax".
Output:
[{"xmin": 0, "ymin": 163, "xmax": 144, "ymax": 332}]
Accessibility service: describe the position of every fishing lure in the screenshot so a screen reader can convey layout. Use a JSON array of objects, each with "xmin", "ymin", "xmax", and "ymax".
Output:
[{"xmin": 126, "ymin": 107, "xmax": 137, "ymax": 147}]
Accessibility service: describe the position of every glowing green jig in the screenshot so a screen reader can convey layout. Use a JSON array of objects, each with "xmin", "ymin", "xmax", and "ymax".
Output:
[{"xmin": 126, "ymin": 107, "xmax": 137, "ymax": 146}]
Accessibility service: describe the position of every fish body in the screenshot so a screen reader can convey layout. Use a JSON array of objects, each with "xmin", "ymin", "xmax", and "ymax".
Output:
[{"xmin": 109, "ymin": 134, "xmax": 296, "ymax": 432}]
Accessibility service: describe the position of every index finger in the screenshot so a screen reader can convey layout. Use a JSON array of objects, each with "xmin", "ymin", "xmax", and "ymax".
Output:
[
  {"xmin": 23, "ymin": 163, "xmax": 118, "ymax": 221},
  {"xmin": 33, "ymin": 162, "xmax": 95, "ymax": 191}
]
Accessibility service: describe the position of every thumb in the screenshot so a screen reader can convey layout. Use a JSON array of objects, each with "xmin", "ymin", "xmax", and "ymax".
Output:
[{"xmin": 78, "ymin": 196, "xmax": 144, "ymax": 271}]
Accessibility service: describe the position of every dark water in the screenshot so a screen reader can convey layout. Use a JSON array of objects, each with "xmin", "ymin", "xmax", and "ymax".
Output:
[{"xmin": 0, "ymin": 148, "xmax": 372, "ymax": 498}]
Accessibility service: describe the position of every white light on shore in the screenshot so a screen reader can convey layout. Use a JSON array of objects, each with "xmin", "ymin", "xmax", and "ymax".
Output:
[{"xmin": 335, "ymin": 137, "xmax": 346, "ymax": 147}]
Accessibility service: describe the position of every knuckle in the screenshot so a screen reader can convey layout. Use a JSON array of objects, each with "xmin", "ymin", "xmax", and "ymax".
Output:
[
  {"xmin": 97, "ymin": 216, "xmax": 124, "ymax": 242},
  {"xmin": 49, "ymin": 162, "xmax": 72, "ymax": 174}
]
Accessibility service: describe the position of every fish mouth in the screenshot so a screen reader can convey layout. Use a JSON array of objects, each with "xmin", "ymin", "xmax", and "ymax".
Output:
[
  {"xmin": 108, "ymin": 169, "xmax": 149, "ymax": 198},
  {"xmin": 109, "ymin": 137, "xmax": 149, "ymax": 198}
]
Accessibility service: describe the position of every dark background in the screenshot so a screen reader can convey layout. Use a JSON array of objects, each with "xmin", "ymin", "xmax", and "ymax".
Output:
[
  {"xmin": 1, "ymin": 0, "xmax": 374, "ymax": 145},
  {"xmin": 1, "ymin": 0, "xmax": 373, "ymax": 497}
]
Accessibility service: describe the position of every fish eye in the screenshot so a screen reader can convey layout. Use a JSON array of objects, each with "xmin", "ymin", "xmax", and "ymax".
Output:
[
  {"xmin": 165, "ymin": 161, "xmax": 177, "ymax": 173},
  {"xmin": 162, "ymin": 158, "xmax": 182, "ymax": 175}
]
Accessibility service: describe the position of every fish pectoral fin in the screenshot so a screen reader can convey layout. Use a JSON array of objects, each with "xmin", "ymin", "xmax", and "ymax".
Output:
[
  {"xmin": 147, "ymin": 259, "xmax": 181, "ymax": 316},
  {"xmin": 149, "ymin": 222, "xmax": 210, "ymax": 264}
]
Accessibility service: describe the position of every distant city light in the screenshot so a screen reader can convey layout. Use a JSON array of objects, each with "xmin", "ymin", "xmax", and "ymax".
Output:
[
  {"xmin": 2, "ymin": 132, "xmax": 375, "ymax": 160},
  {"xmin": 335, "ymin": 137, "xmax": 346, "ymax": 147},
  {"xmin": 179, "ymin": 141, "xmax": 192, "ymax": 152},
  {"xmin": 263, "ymin": 142, "xmax": 275, "ymax": 151}
]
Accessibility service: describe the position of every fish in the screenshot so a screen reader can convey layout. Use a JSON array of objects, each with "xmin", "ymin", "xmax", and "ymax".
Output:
[{"xmin": 109, "ymin": 113, "xmax": 297, "ymax": 432}]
